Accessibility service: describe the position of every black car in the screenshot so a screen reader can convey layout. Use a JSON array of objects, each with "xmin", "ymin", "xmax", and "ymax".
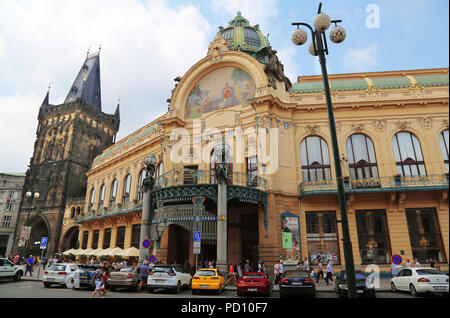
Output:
[
  {"xmin": 334, "ymin": 270, "xmax": 376, "ymax": 298},
  {"xmin": 279, "ymin": 270, "xmax": 316, "ymax": 298},
  {"xmin": 76, "ymin": 264, "xmax": 99, "ymax": 289}
]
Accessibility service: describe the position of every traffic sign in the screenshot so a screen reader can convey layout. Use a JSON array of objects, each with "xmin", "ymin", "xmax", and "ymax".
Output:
[
  {"xmin": 142, "ymin": 239, "xmax": 152, "ymax": 249},
  {"xmin": 148, "ymin": 255, "xmax": 157, "ymax": 264},
  {"xmin": 392, "ymin": 254, "xmax": 402, "ymax": 265},
  {"xmin": 20, "ymin": 226, "xmax": 32, "ymax": 240},
  {"xmin": 40, "ymin": 237, "xmax": 48, "ymax": 249},
  {"xmin": 194, "ymin": 231, "xmax": 201, "ymax": 242}
]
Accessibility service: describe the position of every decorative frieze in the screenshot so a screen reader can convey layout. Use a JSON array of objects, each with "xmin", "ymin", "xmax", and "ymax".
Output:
[
  {"xmin": 395, "ymin": 121, "xmax": 409, "ymax": 130},
  {"xmin": 374, "ymin": 120, "xmax": 387, "ymax": 132},
  {"xmin": 419, "ymin": 117, "xmax": 432, "ymax": 129},
  {"xmin": 305, "ymin": 124, "xmax": 320, "ymax": 135}
]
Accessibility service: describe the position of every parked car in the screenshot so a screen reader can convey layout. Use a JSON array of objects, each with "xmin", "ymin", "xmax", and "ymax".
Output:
[
  {"xmin": 43, "ymin": 263, "xmax": 79, "ymax": 288},
  {"xmin": 0, "ymin": 258, "xmax": 24, "ymax": 282},
  {"xmin": 391, "ymin": 267, "xmax": 449, "ymax": 297},
  {"xmin": 147, "ymin": 264, "xmax": 192, "ymax": 294},
  {"xmin": 191, "ymin": 268, "xmax": 225, "ymax": 295},
  {"xmin": 279, "ymin": 269, "xmax": 316, "ymax": 298},
  {"xmin": 335, "ymin": 270, "xmax": 376, "ymax": 298},
  {"xmin": 71, "ymin": 264, "xmax": 99, "ymax": 290},
  {"xmin": 107, "ymin": 266, "xmax": 140, "ymax": 291},
  {"xmin": 237, "ymin": 272, "xmax": 271, "ymax": 297}
]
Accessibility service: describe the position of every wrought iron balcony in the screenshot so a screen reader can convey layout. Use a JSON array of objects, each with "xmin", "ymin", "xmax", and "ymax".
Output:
[
  {"xmin": 154, "ymin": 167, "xmax": 267, "ymax": 191},
  {"xmin": 299, "ymin": 174, "xmax": 449, "ymax": 197},
  {"xmin": 76, "ymin": 200, "xmax": 143, "ymax": 223}
]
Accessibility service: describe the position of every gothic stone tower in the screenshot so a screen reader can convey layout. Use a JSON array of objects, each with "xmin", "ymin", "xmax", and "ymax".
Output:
[{"xmin": 14, "ymin": 51, "xmax": 120, "ymax": 256}]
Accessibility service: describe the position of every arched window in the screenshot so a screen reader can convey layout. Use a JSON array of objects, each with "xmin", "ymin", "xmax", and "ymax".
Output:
[
  {"xmin": 89, "ymin": 188, "xmax": 95, "ymax": 212},
  {"xmin": 155, "ymin": 162, "xmax": 164, "ymax": 187},
  {"xmin": 346, "ymin": 134, "xmax": 379, "ymax": 179},
  {"xmin": 137, "ymin": 169, "xmax": 146, "ymax": 200},
  {"xmin": 71, "ymin": 207, "xmax": 76, "ymax": 219},
  {"xmin": 98, "ymin": 184, "xmax": 105, "ymax": 211},
  {"xmin": 392, "ymin": 132, "xmax": 426, "ymax": 176},
  {"xmin": 110, "ymin": 179, "xmax": 118, "ymax": 207},
  {"xmin": 300, "ymin": 136, "xmax": 331, "ymax": 182},
  {"xmin": 122, "ymin": 174, "xmax": 132, "ymax": 203},
  {"xmin": 438, "ymin": 130, "xmax": 449, "ymax": 172}
]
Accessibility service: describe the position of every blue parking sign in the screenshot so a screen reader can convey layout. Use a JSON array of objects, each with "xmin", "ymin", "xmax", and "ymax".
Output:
[
  {"xmin": 194, "ymin": 231, "xmax": 201, "ymax": 242},
  {"xmin": 40, "ymin": 237, "xmax": 48, "ymax": 249}
]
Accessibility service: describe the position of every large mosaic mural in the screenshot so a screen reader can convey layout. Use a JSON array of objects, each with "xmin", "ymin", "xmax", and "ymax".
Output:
[{"xmin": 185, "ymin": 67, "xmax": 256, "ymax": 119}]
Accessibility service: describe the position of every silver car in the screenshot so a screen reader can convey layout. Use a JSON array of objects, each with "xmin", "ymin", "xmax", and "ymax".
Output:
[
  {"xmin": 107, "ymin": 266, "xmax": 140, "ymax": 291},
  {"xmin": 43, "ymin": 263, "xmax": 79, "ymax": 288}
]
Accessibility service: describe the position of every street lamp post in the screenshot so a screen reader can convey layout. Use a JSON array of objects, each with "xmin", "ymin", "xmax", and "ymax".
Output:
[
  {"xmin": 22, "ymin": 190, "xmax": 39, "ymax": 255},
  {"xmin": 291, "ymin": 2, "xmax": 357, "ymax": 298},
  {"xmin": 139, "ymin": 154, "xmax": 157, "ymax": 264}
]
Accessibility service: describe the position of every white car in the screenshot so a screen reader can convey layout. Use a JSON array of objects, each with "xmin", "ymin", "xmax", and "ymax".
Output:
[
  {"xmin": 43, "ymin": 263, "xmax": 79, "ymax": 288},
  {"xmin": 0, "ymin": 258, "xmax": 25, "ymax": 282},
  {"xmin": 147, "ymin": 264, "xmax": 192, "ymax": 294},
  {"xmin": 391, "ymin": 267, "xmax": 449, "ymax": 297}
]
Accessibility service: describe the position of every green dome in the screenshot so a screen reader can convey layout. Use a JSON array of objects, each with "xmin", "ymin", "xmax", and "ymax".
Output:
[{"xmin": 218, "ymin": 12, "xmax": 271, "ymax": 64}]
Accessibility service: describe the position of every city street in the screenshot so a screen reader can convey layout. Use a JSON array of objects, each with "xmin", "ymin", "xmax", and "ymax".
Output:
[{"xmin": 0, "ymin": 279, "xmax": 447, "ymax": 299}]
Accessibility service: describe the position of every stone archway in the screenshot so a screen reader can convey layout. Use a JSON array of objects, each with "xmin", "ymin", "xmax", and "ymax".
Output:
[
  {"xmin": 166, "ymin": 224, "xmax": 191, "ymax": 265},
  {"xmin": 25, "ymin": 216, "xmax": 49, "ymax": 256},
  {"xmin": 60, "ymin": 226, "xmax": 80, "ymax": 252}
]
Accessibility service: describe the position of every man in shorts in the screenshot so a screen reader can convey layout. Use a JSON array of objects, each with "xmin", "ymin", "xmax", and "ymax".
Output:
[
  {"xmin": 90, "ymin": 267, "xmax": 105, "ymax": 298},
  {"xmin": 138, "ymin": 261, "xmax": 150, "ymax": 293}
]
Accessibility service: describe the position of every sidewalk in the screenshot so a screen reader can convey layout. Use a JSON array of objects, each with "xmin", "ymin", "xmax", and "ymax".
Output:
[{"xmin": 21, "ymin": 265, "xmax": 46, "ymax": 282}]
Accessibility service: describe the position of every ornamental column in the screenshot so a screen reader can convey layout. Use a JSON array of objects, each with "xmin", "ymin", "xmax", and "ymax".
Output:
[
  {"xmin": 215, "ymin": 142, "xmax": 229, "ymax": 274},
  {"xmin": 139, "ymin": 154, "xmax": 156, "ymax": 264}
]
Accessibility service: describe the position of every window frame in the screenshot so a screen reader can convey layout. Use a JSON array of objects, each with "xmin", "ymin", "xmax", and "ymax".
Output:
[{"xmin": 300, "ymin": 136, "xmax": 332, "ymax": 182}]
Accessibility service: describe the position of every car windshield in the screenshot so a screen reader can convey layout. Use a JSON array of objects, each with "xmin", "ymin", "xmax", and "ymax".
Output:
[
  {"xmin": 342, "ymin": 273, "xmax": 366, "ymax": 280},
  {"xmin": 243, "ymin": 273, "xmax": 264, "ymax": 279},
  {"xmin": 152, "ymin": 267, "xmax": 172, "ymax": 274},
  {"xmin": 48, "ymin": 265, "xmax": 66, "ymax": 271},
  {"xmin": 416, "ymin": 269, "xmax": 442, "ymax": 275},
  {"xmin": 196, "ymin": 270, "xmax": 217, "ymax": 277},
  {"xmin": 120, "ymin": 267, "xmax": 134, "ymax": 273},
  {"xmin": 284, "ymin": 270, "xmax": 309, "ymax": 278}
]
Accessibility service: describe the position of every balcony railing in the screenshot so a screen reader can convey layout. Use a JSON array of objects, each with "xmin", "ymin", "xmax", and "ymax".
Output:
[
  {"xmin": 76, "ymin": 200, "xmax": 143, "ymax": 223},
  {"xmin": 154, "ymin": 167, "xmax": 267, "ymax": 191},
  {"xmin": 299, "ymin": 174, "xmax": 449, "ymax": 197}
]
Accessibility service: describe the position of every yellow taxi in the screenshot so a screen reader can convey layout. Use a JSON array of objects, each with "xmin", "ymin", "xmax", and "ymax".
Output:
[{"xmin": 191, "ymin": 268, "xmax": 225, "ymax": 295}]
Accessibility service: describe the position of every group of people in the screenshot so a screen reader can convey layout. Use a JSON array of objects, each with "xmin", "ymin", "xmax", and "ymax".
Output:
[
  {"xmin": 224, "ymin": 259, "xmax": 267, "ymax": 286},
  {"xmin": 7, "ymin": 253, "xmax": 62, "ymax": 277},
  {"xmin": 392, "ymin": 257, "xmax": 441, "ymax": 275}
]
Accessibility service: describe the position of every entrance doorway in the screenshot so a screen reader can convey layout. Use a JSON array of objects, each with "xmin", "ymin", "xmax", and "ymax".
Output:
[
  {"xmin": 167, "ymin": 224, "xmax": 190, "ymax": 265},
  {"xmin": 25, "ymin": 217, "xmax": 49, "ymax": 256},
  {"xmin": 241, "ymin": 213, "xmax": 259, "ymax": 263}
]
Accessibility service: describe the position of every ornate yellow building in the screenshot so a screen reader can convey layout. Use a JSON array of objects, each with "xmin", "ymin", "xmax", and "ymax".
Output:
[{"xmin": 68, "ymin": 13, "xmax": 449, "ymax": 272}]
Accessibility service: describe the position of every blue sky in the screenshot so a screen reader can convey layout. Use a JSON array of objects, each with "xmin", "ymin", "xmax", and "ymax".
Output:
[{"xmin": 0, "ymin": 0, "xmax": 448, "ymax": 172}]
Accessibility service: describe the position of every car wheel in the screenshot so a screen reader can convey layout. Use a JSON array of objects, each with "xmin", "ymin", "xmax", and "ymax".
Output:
[
  {"xmin": 176, "ymin": 281, "xmax": 181, "ymax": 294},
  {"xmin": 43, "ymin": 282, "xmax": 51, "ymax": 288},
  {"xmin": 14, "ymin": 271, "xmax": 23, "ymax": 282},
  {"xmin": 410, "ymin": 284, "xmax": 418, "ymax": 297},
  {"xmin": 391, "ymin": 282, "xmax": 397, "ymax": 293}
]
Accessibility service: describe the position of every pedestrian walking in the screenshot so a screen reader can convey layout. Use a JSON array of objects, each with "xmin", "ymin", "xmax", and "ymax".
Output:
[
  {"xmin": 405, "ymin": 259, "xmax": 412, "ymax": 268},
  {"xmin": 41, "ymin": 256, "xmax": 48, "ymax": 270},
  {"xmin": 138, "ymin": 261, "xmax": 150, "ymax": 293},
  {"xmin": 237, "ymin": 263, "xmax": 243, "ymax": 278},
  {"xmin": 101, "ymin": 267, "xmax": 109, "ymax": 296},
  {"xmin": 316, "ymin": 261, "xmax": 323, "ymax": 283},
  {"xmin": 303, "ymin": 257, "xmax": 310, "ymax": 272},
  {"xmin": 225, "ymin": 262, "xmax": 237, "ymax": 286},
  {"xmin": 90, "ymin": 267, "xmax": 105, "ymax": 298},
  {"xmin": 325, "ymin": 260, "xmax": 334, "ymax": 285},
  {"xmin": 13, "ymin": 254, "xmax": 20, "ymax": 265},
  {"xmin": 273, "ymin": 260, "xmax": 282, "ymax": 286},
  {"xmin": 25, "ymin": 255, "xmax": 34, "ymax": 277},
  {"xmin": 244, "ymin": 259, "xmax": 253, "ymax": 273}
]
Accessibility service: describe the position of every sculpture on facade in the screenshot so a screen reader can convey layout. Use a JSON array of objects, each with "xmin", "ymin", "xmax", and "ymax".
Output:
[{"xmin": 264, "ymin": 48, "xmax": 292, "ymax": 92}]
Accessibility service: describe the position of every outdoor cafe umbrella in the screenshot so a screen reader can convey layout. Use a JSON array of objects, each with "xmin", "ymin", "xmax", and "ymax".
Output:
[
  {"xmin": 72, "ymin": 249, "xmax": 85, "ymax": 256},
  {"xmin": 119, "ymin": 247, "xmax": 140, "ymax": 257},
  {"xmin": 109, "ymin": 247, "xmax": 124, "ymax": 256},
  {"xmin": 62, "ymin": 248, "xmax": 76, "ymax": 255},
  {"xmin": 92, "ymin": 248, "xmax": 105, "ymax": 256},
  {"xmin": 83, "ymin": 248, "xmax": 95, "ymax": 256},
  {"xmin": 99, "ymin": 247, "xmax": 114, "ymax": 256}
]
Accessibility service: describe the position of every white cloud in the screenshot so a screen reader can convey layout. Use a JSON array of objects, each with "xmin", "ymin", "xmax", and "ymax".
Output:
[
  {"xmin": 0, "ymin": 0, "xmax": 212, "ymax": 172},
  {"xmin": 344, "ymin": 44, "xmax": 377, "ymax": 72}
]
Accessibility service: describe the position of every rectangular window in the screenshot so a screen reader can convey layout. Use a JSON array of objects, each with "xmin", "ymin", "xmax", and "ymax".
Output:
[
  {"xmin": 2, "ymin": 215, "xmax": 12, "ymax": 228},
  {"xmin": 6, "ymin": 203, "xmax": 15, "ymax": 211},
  {"xmin": 406, "ymin": 208, "xmax": 447, "ymax": 263},
  {"xmin": 103, "ymin": 228, "xmax": 111, "ymax": 249},
  {"xmin": 131, "ymin": 224, "xmax": 141, "ymax": 249},
  {"xmin": 246, "ymin": 157, "xmax": 258, "ymax": 187},
  {"xmin": 82, "ymin": 231, "xmax": 89, "ymax": 250},
  {"xmin": 92, "ymin": 230, "xmax": 99, "ymax": 250},
  {"xmin": 305, "ymin": 211, "xmax": 340, "ymax": 264},
  {"xmin": 116, "ymin": 226, "xmax": 126, "ymax": 249},
  {"xmin": 183, "ymin": 166, "xmax": 198, "ymax": 185},
  {"xmin": 356, "ymin": 210, "xmax": 391, "ymax": 264}
]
